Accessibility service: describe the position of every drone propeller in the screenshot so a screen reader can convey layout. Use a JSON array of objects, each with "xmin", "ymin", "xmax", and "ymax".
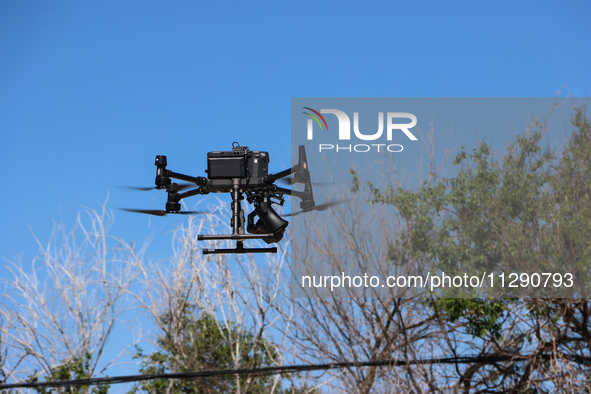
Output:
[
  {"xmin": 284, "ymin": 200, "xmax": 343, "ymax": 217},
  {"xmin": 119, "ymin": 208, "xmax": 208, "ymax": 216},
  {"xmin": 118, "ymin": 183, "xmax": 195, "ymax": 192},
  {"xmin": 276, "ymin": 177, "xmax": 331, "ymax": 186}
]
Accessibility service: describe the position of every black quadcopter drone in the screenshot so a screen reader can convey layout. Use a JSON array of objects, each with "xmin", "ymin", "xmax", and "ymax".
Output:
[{"xmin": 121, "ymin": 142, "xmax": 337, "ymax": 255}]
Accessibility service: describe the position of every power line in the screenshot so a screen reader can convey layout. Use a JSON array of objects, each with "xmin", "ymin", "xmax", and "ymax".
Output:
[{"xmin": 1, "ymin": 354, "xmax": 590, "ymax": 390}]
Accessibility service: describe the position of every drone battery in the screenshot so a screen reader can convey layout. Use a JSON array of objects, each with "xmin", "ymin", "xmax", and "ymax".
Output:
[
  {"xmin": 247, "ymin": 151, "xmax": 269, "ymax": 179},
  {"xmin": 207, "ymin": 151, "xmax": 246, "ymax": 179}
]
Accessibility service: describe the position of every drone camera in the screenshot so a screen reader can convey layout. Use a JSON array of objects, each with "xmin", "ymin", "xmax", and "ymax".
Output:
[
  {"xmin": 256, "ymin": 204, "xmax": 288, "ymax": 233},
  {"xmin": 247, "ymin": 200, "xmax": 288, "ymax": 244}
]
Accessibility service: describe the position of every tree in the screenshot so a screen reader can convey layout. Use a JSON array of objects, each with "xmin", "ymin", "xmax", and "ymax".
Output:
[
  {"xmin": 1, "ymin": 200, "xmax": 304, "ymax": 393},
  {"xmin": 129, "ymin": 307, "xmax": 280, "ymax": 394},
  {"xmin": 284, "ymin": 105, "xmax": 591, "ymax": 392},
  {"xmin": 127, "ymin": 207, "xmax": 302, "ymax": 394},
  {"xmin": 378, "ymin": 107, "xmax": 590, "ymax": 297},
  {"xmin": 26, "ymin": 353, "xmax": 110, "ymax": 394},
  {"xmin": 0, "ymin": 205, "xmax": 142, "ymax": 388},
  {"xmin": 374, "ymin": 106, "xmax": 591, "ymax": 391}
]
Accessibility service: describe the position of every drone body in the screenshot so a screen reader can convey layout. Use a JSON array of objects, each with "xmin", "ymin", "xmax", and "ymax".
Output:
[{"xmin": 122, "ymin": 143, "xmax": 332, "ymax": 255}]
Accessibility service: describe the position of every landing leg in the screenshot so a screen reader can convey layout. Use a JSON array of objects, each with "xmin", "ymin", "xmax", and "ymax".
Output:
[{"xmin": 199, "ymin": 179, "xmax": 278, "ymax": 255}]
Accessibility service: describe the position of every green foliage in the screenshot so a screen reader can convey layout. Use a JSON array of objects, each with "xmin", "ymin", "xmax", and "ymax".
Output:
[
  {"xmin": 0, "ymin": 365, "xmax": 16, "ymax": 394},
  {"xmin": 128, "ymin": 306, "xmax": 281, "ymax": 394},
  {"xmin": 349, "ymin": 169, "xmax": 360, "ymax": 193},
  {"xmin": 373, "ymin": 107, "xmax": 591, "ymax": 297},
  {"xmin": 363, "ymin": 106, "xmax": 591, "ymax": 338},
  {"xmin": 433, "ymin": 298, "xmax": 507, "ymax": 338},
  {"xmin": 27, "ymin": 352, "xmax": 109, "ymax": 394}
]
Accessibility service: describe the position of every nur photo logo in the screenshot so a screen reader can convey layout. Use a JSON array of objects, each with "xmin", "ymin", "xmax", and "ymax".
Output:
[{"xmin": 302, "ymin": 107, "xmax": 418, "ymax": 153}]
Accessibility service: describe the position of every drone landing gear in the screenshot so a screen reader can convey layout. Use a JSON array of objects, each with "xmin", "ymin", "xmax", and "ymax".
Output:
[
  {"xmin": 202, "ymin": 241, "xmax": 277, "ymax": 255},
  {"xmin": 197, "ymin": 180, "xmax": 280, "ymax": 255}
]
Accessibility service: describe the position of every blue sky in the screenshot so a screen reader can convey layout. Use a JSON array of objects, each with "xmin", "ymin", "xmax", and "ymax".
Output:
[
  {"xmin": 1, "ymin": 0, "xmax": 590, "ymax": 386},
  {"xmin": 1, "ymin": 0, "xmax": 590, "ymax": 301}
]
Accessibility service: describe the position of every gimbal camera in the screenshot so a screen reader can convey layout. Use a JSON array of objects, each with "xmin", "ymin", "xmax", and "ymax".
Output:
[{"xmin": 121, "ymin": 143, "xmax": 338, "ymax": 255}]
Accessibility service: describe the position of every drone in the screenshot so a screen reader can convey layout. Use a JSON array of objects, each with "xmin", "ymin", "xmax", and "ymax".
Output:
[{"xmin": 121, "ymin": 142, "xmax": 338, "ymax": 255}]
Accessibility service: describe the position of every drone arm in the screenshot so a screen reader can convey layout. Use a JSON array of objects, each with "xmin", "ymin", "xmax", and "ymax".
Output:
[
  {"xmin": 276, "ymin": 185, "xmax": 315, "ymax": 211},
  {"xmin": 177, "ymin": 186, "xmax": 209, "ymax": 200},
  {"xmin": 154, "ymin": 156, "xmax": 206, "ymax": 187},
  {"xmin": 168, "ymin": 171, "xmax": 207, "ymax": 186},
  {"xmin": 275, "ymin": 186, "xmax": 306, "ymax": 199},
  {"xmin": 267, "ymin": 165, "xmax": 299, "ymax": 183}
]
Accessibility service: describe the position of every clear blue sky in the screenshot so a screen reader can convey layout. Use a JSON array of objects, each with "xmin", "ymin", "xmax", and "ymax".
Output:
[{"xmin": 1, "ymin": 1, "xmax": 590, "ymax": 277}]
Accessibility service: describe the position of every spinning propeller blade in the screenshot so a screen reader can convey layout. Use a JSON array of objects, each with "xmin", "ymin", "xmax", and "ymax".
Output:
[
  {"xmin": 276, "ymin": 177, "xmax": 331, "ymax": 186},
  {"xmin": 118, "ymin": 183, "xmax": 195, "ymax": 192},
  {"xmin": 284, "ymin": 200, "xmax": 343, "ymax": 217},
  {"xmin": 119, "ymin": 208, "xmax": 208, "ymax": 216}
]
